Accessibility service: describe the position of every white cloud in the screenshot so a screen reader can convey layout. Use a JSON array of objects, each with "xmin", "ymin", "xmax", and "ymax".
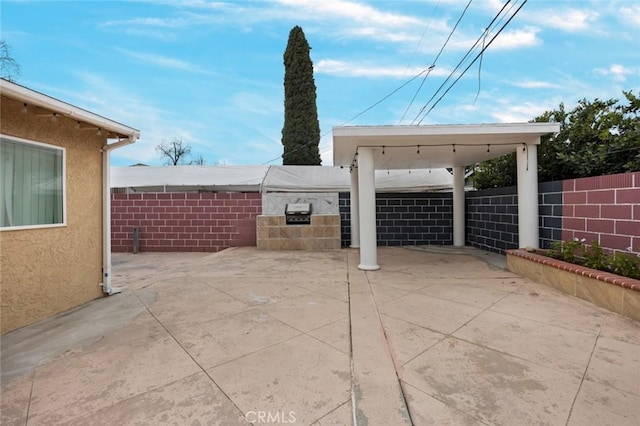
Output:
[
  {"xmin": 490, "ymin": 101, "xmax": 552, "ymax": 123},
  {"xmin": 61, "ymin": 71, "xmax": 202, "ymax": 165},
  {"xmin": 276, "ymin": 0, "xmax": 421, "ymax": 27},
  {"xmin": 620, "ymin": 5, "xmax": 640, "ymax": 27},
  {"xmin": 116, "ymin": 48, "xmax": 214, "ymax": 74},
  {"xmin": 510, "ymin": 80, "xmax": 561, "ymax": 89},
  {"xmin": 102, "ymin": 16, "xmax": 187, "ymax": 29},
  {"xmin": 261, "ymin": 0, "xmax": 437, "ymax": 44},
  {"xmin": 489, "ymin": 27, "xmax": 540, "ymax": 50},
  {"xmin": 316, "ymin": 59, "xmax": 450, "ymax": 79},
  {"xmin": 594, "ymin": 64, "xmax": 634, "ymax": 82},
  {"xmin": 545, "ymin": 9, "xmax": 598, "ymax": 32},
  {"xmin": 524, "ymin": 8, "xmax": 599, "ymax": 32},
  {"xmin": 101, "ymin": 0, "xmax": 441, "ymax": 46}
]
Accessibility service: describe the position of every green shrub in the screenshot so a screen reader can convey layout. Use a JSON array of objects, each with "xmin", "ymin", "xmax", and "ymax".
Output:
[
  {"xmin": 548, "ymin": 239, "xmax": 584, "ymax": 263},
  {"xmin": 545, "ymin": 239, "xmax": 640, "ymax": 280},
  {"xmin": 608, "ymin": 252, "xmax": 640, "ymax": 280},
  {"xmin": 583, "ymin": 241, "xmax": 608, "ymax": 270}
]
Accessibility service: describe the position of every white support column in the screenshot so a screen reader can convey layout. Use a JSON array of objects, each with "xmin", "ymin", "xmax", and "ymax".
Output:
[
  {"xmin": 350, "ymin": 166, "xmax": 360, "ymax": 248},
  {"xmin": 453, "ymin": 166, "xmax": 465, "ymax": 247},
  {"xmin": 357, "ymin": 147, "xmax": 379, "ymax": 270},
  {"xmin": 516, "ymin": 143, "xmax": 539, "ymax": 249}
]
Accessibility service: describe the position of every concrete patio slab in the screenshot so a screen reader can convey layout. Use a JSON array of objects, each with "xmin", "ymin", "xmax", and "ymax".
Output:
[
  {"xmin": 207, "ymin": 334, "xmax": 350, "ymax": 425},
  {"xmin": 402, "ymin": 336, "xmax": 582, "ymax": 425},
  {"xmin": 257, "ymin": 292, "xmax": 348, "ymax": 333},
  {"xmin": 586, "ymin": 336, "xmax": 640, "ymax": 396},
  {"xmin": 568, "ymin": 380, "xmax": 640, "ymax": 426},
  {"xmin": 378, "ymin": 314, "xmax": 444, "ymax": 366},
  {"xmin": 417, "ymin": 281, "xmax": 513, "ymax": 309},
  {"xmin": 2, "ymin": 246, "xmax": 639, "ymax": 425},
  {"xmin": 69, "ymin": 372, "xmax": 247, "ymax": 425},
  {"xmin": 143, "ymin": 281, "xmax": 251, "ymax": 329},
  {"xmin": 306, "ymin": 318, "xmax": 350, "ymax": 355},
  {"xmin": 380, "ymin": 292, "xmax": 484, "ymax": 335},
  {"xmin": 453, "ymin": 309, "xmax": 597, "ymax": 377},
  {"xmin": 402, "ymin": 383, "xmax": 483, "ymax": 426},
  {"xmin": 491, "ymin": 283, "xmax": 610, "ymax": 334},
  {"xmin": 25, "ymin": 315, "xmax": 202, "ymax": 424},
  {"xmin": 168, "ymin": 308, "xmax": 302, "ymax": 369},
  {"xmin": 347, "ymin": 271, "xmax": 412, "ymax": 426}
]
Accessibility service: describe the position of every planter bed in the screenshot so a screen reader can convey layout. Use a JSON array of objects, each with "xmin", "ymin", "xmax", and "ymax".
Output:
[{"xmin": 506, "ymin": 249, "xmax": 640, "ymax": 322}]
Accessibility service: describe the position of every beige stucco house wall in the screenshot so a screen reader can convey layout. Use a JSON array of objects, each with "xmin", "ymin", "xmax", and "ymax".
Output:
[{"xmin": 0, "ymin": 81, "xmax": 139, "ymax": 333}]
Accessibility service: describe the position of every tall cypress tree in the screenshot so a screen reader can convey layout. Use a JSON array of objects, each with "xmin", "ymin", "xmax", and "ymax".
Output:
[{"xmin": 281, "ymin": 26, "xmax": 321, "ymax": 165}]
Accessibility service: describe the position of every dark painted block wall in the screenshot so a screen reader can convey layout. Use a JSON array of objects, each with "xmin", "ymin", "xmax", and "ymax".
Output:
[
  {"xmin": 339, "ymin": 193, "xmax": 453, "ymax": 247},
  {"xmin": 340, "ymin": 180, "xmax": 564, "ymax": 253},
  {"xmin": 538, "ymin": 180, "xmax": 564, "ymax": 249},
  {"xmin": 465, "ymin": 181, "xmax": 564, "ymax": 253},
  {"xmin": 465, "ymin": 186, "xmax": 519, "ymax": 253}
]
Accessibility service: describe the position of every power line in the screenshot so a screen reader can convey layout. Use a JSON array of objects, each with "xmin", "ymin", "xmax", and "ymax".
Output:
[
  {"xmin": 411, "ymin": 0, "xmax": 515, "ymax": 125},
  {"xmin": 400, "ymin": 0, "xmax": 442, "ymax": 80},
  {"xmin": 399, "ymin": 0, "xmax": 474, "ymax": 124},
  {"xmin": 416, "ymin": 0, "xmax": 528, "ymax": 124},
  {"xmin": 261, "ymin": 0, "xmax": 526, "ymax": 165},
  {"xmin": 472, "ymin": 29, "xmax": 488, "ymax": 106}
]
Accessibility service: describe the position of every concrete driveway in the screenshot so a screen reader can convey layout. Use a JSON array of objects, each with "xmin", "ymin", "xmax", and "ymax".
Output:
[{"xmin": 1, "ymin": 246, "xmax": 639, "ymax": 425}]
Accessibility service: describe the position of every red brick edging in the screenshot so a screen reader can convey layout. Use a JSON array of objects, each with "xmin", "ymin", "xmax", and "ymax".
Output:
[{"xmin": 506, "ymin": 249, "xmax": 640, "ymax": 292}]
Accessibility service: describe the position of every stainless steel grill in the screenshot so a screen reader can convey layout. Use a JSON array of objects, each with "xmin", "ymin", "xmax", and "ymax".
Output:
[{"xmin": 285, "ymin": 203, "xmax": 312, "ymax": 225}]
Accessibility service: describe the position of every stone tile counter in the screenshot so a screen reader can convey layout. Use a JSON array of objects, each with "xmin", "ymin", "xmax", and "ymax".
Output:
[{"xmin": 257, "ymin": 215, "xmax": 341, "ymax": 250}]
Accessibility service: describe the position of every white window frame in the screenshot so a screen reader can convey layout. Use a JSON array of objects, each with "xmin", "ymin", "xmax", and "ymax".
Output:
[{"xmin": 0, "ymin": 134, "xmax": 67, "ymax": 231}]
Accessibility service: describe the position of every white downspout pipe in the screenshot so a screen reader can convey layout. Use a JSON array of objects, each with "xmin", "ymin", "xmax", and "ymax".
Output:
[{"xmin": 101, "ymin": 136, "xmax": 137, "ymax": 295}]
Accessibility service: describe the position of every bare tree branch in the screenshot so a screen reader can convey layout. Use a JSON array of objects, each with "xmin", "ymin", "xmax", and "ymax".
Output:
[
  {"xmin": 1, "ymin": 40, "xmax": 21, "ymax": 82},
  {"xmin": 156, "ymin": 138, "xmax": 192, "ymax": 165}
]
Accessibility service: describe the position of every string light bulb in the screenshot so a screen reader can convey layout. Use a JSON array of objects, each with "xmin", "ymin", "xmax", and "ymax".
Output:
[
  {"xmin": 97, "ymin": 128, "xmax": 102, "ymax": 136},
  {"xmin": 51, "ymin": 113, "xmax": 57, "ymax": 122},
  {"xmin": 75, "ymin": 121, "xmax": 81, "ymax": 129},
  {"xmin": 453, "ymin": 144, "xmax": 456, "ymax": 153},
  {"xmin": 417, "ymin": 145, "xmax": 420, "ymax": 154},
  {"xmin": 22, "ymin": 103, "xmax": 28, "ymax": 113}
]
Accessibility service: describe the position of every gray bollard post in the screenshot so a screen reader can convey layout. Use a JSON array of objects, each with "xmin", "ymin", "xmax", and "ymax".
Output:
[{"xmin": 132, "ymin": 227, "xmax": 139, "ymax": 254}]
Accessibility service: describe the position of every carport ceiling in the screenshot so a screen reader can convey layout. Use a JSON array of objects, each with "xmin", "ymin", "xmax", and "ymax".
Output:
[{"xmin": 333, "ymin": 123, "xmax": 560, "ymax": 170}]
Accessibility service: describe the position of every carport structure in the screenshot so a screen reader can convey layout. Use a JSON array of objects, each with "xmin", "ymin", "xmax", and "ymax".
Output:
[{"xmin": 333, "ymin": 123, "xmax": 561, "ymax": 270}]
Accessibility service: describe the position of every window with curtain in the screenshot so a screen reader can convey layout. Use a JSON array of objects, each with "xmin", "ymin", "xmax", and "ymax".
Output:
[{"xmin": 1, "ymin": 136, "xmax": 65, "ymax": 229}]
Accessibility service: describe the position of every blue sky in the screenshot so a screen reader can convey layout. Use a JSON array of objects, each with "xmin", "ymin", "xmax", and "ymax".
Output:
[{"xmin": 2, "ymin": 0, "xmax": 639, "ymax": 166}]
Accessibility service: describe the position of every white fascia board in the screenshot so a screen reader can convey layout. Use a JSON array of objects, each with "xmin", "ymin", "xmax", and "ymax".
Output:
[{"xmin": 333, "ymin": 122, "xmax": 560, "ymax": 138}]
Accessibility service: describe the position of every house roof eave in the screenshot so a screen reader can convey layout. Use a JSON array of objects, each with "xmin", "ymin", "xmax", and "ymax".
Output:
[{"xmin": 1, "ymin": 78, "xmax": 140, "ymax": 140}]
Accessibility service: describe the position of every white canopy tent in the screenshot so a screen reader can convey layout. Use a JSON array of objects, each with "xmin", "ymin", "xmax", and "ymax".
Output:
[
  {"xmin": 333, "ymin": 123, "xmax": 561, "ymax": 271},
  {"xmin": 261, "ymin": 166, "xmax": 452, "ymax": 192},
  {"xmin": 111, "ymin": 165, "xmax": 270, "ymax": 192},
  {"xmin": 111, "ymin": 164, "xmax": 454, "ymax": 193}
]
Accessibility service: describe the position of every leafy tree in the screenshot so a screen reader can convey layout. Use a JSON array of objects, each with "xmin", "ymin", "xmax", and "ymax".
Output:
[
  {"xmin": 156, "ymin": 138, "xmax": 192, "ymax": 165},
  {"xmin": 281, "ymin": 26, "xmax": 321, "ymax": 165},
  {"xmin": 0, "ymin": 40, "xmax": 21, "ymax": 82},
  {"xmin": 474, "ymin": 91, "xmax": 640, "ymax": 189},
  {"xmin": 472, "ymin": 152, "xmax": 517, "ymax": 189}
]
